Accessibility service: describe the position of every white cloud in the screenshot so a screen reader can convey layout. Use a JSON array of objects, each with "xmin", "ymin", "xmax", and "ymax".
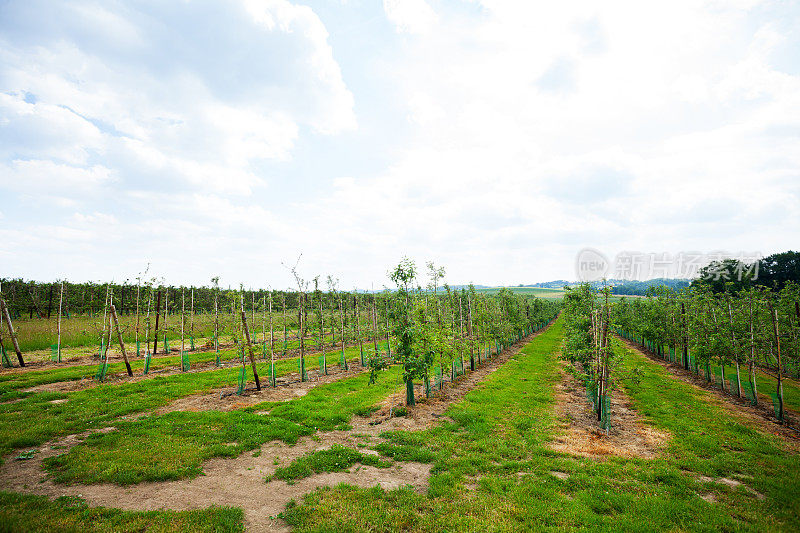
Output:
[
  {"xmin": 0, "ymin": 0, "xmax": 355, "ymax": 195},
  {"xmin": 293, "ymin": 0, "xmax": 800, "ymax": 284},
  {"xmin": 383, "ymin": 0, "xmax": 438, "ymax": 34},
  {"xmin": 1, "ymin": 1, "xmax": 798, "ymax": 288}
]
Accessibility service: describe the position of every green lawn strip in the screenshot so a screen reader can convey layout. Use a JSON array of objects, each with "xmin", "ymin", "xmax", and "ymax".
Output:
[
  {"xmin": 42, "ymin": 366, "xmax": 403, "ymax": 485},
  {"xmin": 0, "ymin": 491, "xmax": 243, "ymax": 532},
  {"xmin": 0, "ymin": 337, "xmax": 375, "ymax": 402},
  {"xmin": 619, "ymin": 342, "xmax": 800, "ymax": 526},
  {"xmin": 713, "ymin": 362, "xmax": 799, "ymax": 414},
  {"xmin": 0, "ymin": 347, "xmax": 367, "ymax": 459},
  {"xmin": 269, "ymin": 444, "xmax": 392, "ymax": 482},
  {"xmin": 0, "ymin": 350, "xmax": 226, "ymax": 402},
  {"xmin": 282, "ymin": 317, "xmax": 800, "ymax": 532},
  {"xmin": 628, "ymin": 342, "xmax": 800, "ymax": 415}
]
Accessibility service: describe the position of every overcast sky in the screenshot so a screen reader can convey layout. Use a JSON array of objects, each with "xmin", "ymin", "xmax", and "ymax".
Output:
[{"xmin": 1, "ymin": 0, "xmax": 798, "ymax": 290}]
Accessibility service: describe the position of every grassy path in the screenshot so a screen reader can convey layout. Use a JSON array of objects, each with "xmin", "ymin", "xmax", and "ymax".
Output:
[
  {"xmin": 283, "ymin": 317, "xmax": 800, "ymax": 532},
  {"xmin": 622, "ymin": 339, "xmax": 800, "ymax": 417}
]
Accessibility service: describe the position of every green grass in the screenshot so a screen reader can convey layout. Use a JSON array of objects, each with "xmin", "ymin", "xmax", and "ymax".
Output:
[
  {"xmin": 7, "ymin": 309, "xmax": 380, "ymax": 353},
  {"xmin": 0, "ymin": 346, "xmax": 369, "ymax": 460},
  {"xmin": 712, "ymin": 362, "xmax": 799, "ymax": 415},
  {"xmin": 281, "ymin": 316, "xmax": 800, "ymax": 532},
  {"xmin": 270, "ymin": 444, "xmax": 392, "ymax": 481},
  {"xmin": 632, "ymin": 341, "xmax": 800, "ymax": 415},
  {"xmin": 42, "ymin": 365, "xmax": 404, "ymax": 485},
  {"xmin": 0, "ymin": 491, "xmax": 243, "ymax": 532},
  {"xmin": 0, "ymin": 336, "xmax": 379, "ymax": 402}
]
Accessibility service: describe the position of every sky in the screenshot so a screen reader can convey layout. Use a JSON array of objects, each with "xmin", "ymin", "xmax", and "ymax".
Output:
[{"xmin": 1, "ymin": 0, "xmax": 798, "ymax": 290}]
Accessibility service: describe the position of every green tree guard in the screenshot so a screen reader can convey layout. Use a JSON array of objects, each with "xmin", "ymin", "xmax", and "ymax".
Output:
[
  {"xmin": 297, "ymin": 356, "xmax": 307, "ymax": 381},
  {"xmin": 770, "ymin": 393, "xmax": 783, "ymax": 421},
  {"xmin": 2, "ymin": 345, "xmax": 12, "ymax": 368},
  {"xmin": 95, "ymin": 361, "xmax": 108, "ymax": 382},
  {"xmin": 237, "ymin": 366, "xmax": 246, "ymax": 395}
]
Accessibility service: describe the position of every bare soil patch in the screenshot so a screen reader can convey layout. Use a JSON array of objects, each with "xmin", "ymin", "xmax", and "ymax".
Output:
[
  {"xmin": 549, "ymin": 365, "xmax": 670, "ymax": 459},
  {"xmin": 0, "ymin": 423, "xmax": 429, "ymax": 533},
  {"xmin": 620, "ymin": 339, "xmax": 800, "ymax": 447}
]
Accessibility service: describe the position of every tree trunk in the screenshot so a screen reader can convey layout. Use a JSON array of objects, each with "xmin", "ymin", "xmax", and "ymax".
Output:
[
  {"xmin": 282, "ymin": 295, "xmax": 287, "ymax": 356},
  {"xmin": 57, "ymin": 281, "xmax": 64, "ymax": 362},
  {"xmin": 355, "ymin": 295, "xmax": 364, "ymax": 365},
  {"xmin": 339, "ymin": 295, "xmax": 347, "ymax": 371},
  {"xmin": 372, "ymin": 295, "xmax": 379, "ymax": 354},
  {"xmin": 769, "ymin": 303, "xmax": 784, "ymax": 423},
  {"xmin": 748, "ymin": 295, "xmax": 758, "ymax": 405},
  {"xmin": 299, "ymin": 293, "xmax": 306, "ymax": 381},
  {"xmin": 319, "ymin": 294, "xmax": 326, "ymax": 373},
  {"xmin": 153, "ymin": 290, "xmax": 162, "ymax": 355},
  {"xmin": 727, "ymin": 299, "xmax": 742, "ymax": 398},
  {"xmin": 135, "ymin": 279, "xmax": 142, "ymax": 356},
  {"xmin": 681, "ymin": 302, "xmax": 689, "ymax": 369},
  {"xmin": 190, "ymin": 288, "xmax": 195, "ymax": 348},
  {"xmin": 269, "ymin": 292, "xmax": 274, "ymax": 360},
  {"xmin": 181, "ymin": 288, "xmax": 186, "ymax": 358}
]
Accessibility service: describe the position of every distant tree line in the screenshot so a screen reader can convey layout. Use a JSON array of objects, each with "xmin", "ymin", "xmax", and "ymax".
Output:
[
  {"xmin": 611, "ymin": 278, "xmax": 690, "ymax": 296},
  {"xmin": 0, "ymin": 278, "xmax": 310, "ymax": 319},
  {"xmin": 690, "ymin": 250, "xmax": 800, "ymax": 293}
]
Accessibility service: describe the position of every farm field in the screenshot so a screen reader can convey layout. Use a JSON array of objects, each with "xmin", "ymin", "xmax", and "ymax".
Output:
[
  {"xmin": 478, "ymin": 286, "xmax": 567, "ymax": 299},
  {"xmin": 1, "ymin": 302, "xmax": 798, "ymax": 531},
  {"xmin": 3, "ymin": 2, "xmax": 799, "ymax": 530}
]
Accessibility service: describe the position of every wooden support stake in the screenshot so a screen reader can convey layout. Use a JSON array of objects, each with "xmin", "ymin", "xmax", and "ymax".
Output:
[
  {"xmin": 110, "ymin": 304, "xmax": 133, "ymax": 376},
  {"xmin": 0, "ymin": 297, "xmax": 24, "ymax": 367},
  {"xmin": 241, "ymin": 308, "xmax": 262, "ymax": 390}
]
